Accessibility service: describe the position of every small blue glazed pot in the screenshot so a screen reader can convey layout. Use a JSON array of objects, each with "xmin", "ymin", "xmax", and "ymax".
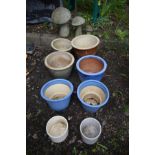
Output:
[
  {"xmin": 40, "ymin": 79, "xmax": 74, "ymax": 111},
  {"xmin": 76, "ymin": 55, "xmax": 107, "ymax": 81},
  {"xmin": 77, "ymin": 80, "xmax": 110, "ymax": 113}
]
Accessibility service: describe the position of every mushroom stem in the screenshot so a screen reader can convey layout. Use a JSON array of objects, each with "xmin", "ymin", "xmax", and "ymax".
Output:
[
  {"xmin": 75, "ymin": 26, "xmax": 82, "ymax": 36},
  {"xmin": 59, "ymin": 23, "xmax": 70, "ymax": 37}
]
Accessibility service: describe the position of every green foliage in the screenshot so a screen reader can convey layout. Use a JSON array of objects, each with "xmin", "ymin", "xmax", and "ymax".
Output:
[
  {"xmin": 72, "ymin": 146, "xmax": 77, "ymax": 155},
  {"xmin": 103, "ymin": 31, "xmax": 110, "ymax": 40},
  {"xmin": 115, "ymin": 28, "xmax": 128, "ymax": 41},
  {"xmin": 79, "ymin": 150, "xmax": 88, "ymax": 155},
  {"xmin": 78, "ymin": 12, "xmax": 92, "ymax": 23},
  {"xmin": 91, "ymin": 143, "xmax": 108, "ymax": 154}
]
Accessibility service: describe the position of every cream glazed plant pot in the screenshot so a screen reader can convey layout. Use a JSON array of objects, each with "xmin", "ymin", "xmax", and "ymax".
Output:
[
  {"xmin": 51, "ymin": 38, "xmax": 72, "ymax": 52},
  {"xmin": 44, "ymin": 51, "xmax": 75, "ymax": 78},
  {"xmin": 46, "ymin": 116, "xmax": 68, "ymax": 143}
]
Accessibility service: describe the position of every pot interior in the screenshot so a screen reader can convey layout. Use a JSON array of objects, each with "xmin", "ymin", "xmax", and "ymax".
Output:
[
  {"xmin": 81, "ymin": 119, "xmax": 100, "ymax": 138},
  {"xmin": 47, "ymin": 117, "xmax": 67, "ymax": 137},
  {"xmin": 53, "ymin": 39, "xmax": 71, "ymax": 51},
  {"xmin": 80, "ymin": 86, "xmax": 106, "ymax": 105},
  {"xmin": 79, "ymin": 58, "xmax": 103, "ymax": 73},
  {"xmin": 47, "ymin": 52, "xmax": 72, "ymax": 69},
  {"xmin": 45, "ymin": 83, "xmax": 71, "ymax": 100},
  {"xmin": 72, "ymin": 35, "xmax": 98, "ymax": 49}
]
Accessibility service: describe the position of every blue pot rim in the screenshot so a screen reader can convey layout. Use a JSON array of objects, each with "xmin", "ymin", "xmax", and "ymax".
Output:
[
  {"xmin": 40, "ymin": 79, "xmax": 74, "ymax": 102},
  {"xmin": 77, "ymin": 80, "xmax": 110, "ymax": 108},
  {"xmin": 76, "ymin": 55, "xmax": 107, "ymax": 76}
]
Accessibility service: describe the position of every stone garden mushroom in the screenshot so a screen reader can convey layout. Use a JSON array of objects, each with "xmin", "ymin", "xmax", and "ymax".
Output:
[
  {"xmin": 86, "ymin": 25, "xmax": 93, "ymax": 34},
  {"xmin": 52, "ymin": 7, "xmax": 71, "ymax": 37},
  {"xmin": 72, "ymin": 16, "xmax": 85, "ymax": 36}
]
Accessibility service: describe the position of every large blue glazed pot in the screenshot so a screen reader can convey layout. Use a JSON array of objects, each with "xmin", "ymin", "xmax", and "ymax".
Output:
[
  {"xmin": 77, "ymin": 80, "xmax": 110, "ymax": 113},
  {"xmin": 40, "ymin": 79, "xmax": 74, "ymax": 111},
  {"xmin": 76, "ymin": 55, "xmax": 107, "ymax": 81}
]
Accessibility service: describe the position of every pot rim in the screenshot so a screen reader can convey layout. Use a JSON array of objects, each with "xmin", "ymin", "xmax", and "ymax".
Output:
[
  {"xmin": 80, "ymin": 117, "xmax": 102, "ymax": 140},
  {"xmin": 46, "ymin": 115, "xmax": 68, "ymax": 139},
  {"xmin": 44, "ymin": 51, "xmax": 75, "ymax": 71},
  {"xmin": 40, "ymin": 79, "xmax": 74, "ymax": 102},
  {"xmin": 76, "ymin": 55, "xmax": 107, "ymax": 76},
  {"xmin": 77, "ymin": 80, "xmax": 110, "ymax": 108},
  {"xmin": 51, "ymin": 38, "xmax": 72, "ymax": 52},
  {"xmin": 71, "ymin": 34, "xmax": 100, "ymax": 50}
]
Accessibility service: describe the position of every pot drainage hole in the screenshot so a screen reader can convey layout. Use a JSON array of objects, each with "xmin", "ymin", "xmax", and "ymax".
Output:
[
  {"xmin": 83, "ymin": 94, "xmax": 101, "ymax": 105},
  {"xmin": 49, "ymin": 122, "xmax": 66, "ymax": 137}
]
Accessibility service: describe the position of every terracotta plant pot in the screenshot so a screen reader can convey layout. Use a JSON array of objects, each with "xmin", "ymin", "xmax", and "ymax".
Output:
[
  {"xmin": 46, "ymin": 116, "xmax": 68, "ymax": 143},
  {"xmin": 80, "ymin": 117, "xmax": 102, "ymax": 145},
  {"xmin": 77, "ymin": 80, "xmax": 110, "ymax": 113},
  {"xmin": 51, "ymin": 38, "xmax": 72, "ymax": 52},
  {"xmin": 71, "ymin": 34, "xmax": 100, "ymax": 58},
  {"xmin": 76, "ymin": 55, "xmax": 107, "ymax": 81},
  {"xmin": 44, "ymin": 51, "xmax": 75, "ymax": 78}
]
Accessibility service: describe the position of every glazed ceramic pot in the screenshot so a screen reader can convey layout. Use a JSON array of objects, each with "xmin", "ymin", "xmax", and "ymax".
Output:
[
  {"xmin": 44, "ymin": 51, "xmax": 75, "ymax": 78},
  {"xmin": 77, "ymin": 80, "xmax": 110, "ymax": 113},
  {"xmin": 80, "ymin": 117, "xmax": 101, "ymax": 145},
  {"xmin": 46, "ymin": 116, "xmax": 68, "ymax": 143},
  {"xmin": 51, "ymin": 38, "xmax": 72, "ymax": 52},
  {"xmin": 71, "ymin": 34, "xmax": 100, "ymax": 58},
  {"xmin": 40, "ymin": 79, "xmax": 74, "ymax": 111},
  {"xmin": 76, "ymin": 55, "xmax": 107, "ymax": 81}
]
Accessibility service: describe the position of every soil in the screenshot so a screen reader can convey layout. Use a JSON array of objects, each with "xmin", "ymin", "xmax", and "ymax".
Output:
[
  {"xmin": 80, "ymin": 58, "xmax": 103, "ymax": 73},
  {"xmin": 26, "ymin": 40, "xmax": 129, "ymax": 155}
]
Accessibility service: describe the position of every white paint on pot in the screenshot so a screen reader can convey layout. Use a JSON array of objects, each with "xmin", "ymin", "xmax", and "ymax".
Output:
[
  {"xmin": 80, "ymin": 117, "xmax": 101, "ymax": 145},
  {"xmin": 71, "ymin": 35, "xmax": 100, "ymax": 50},
  {"xmin": 46, "ymin": 116, "xmax": 68, "ymax": 143},
  {"xmin": 51, "ymin": 38, "xmax": 72, "ymax": 52},
  {"xmin": 44, "ymin": 83, "xmax": 71, "ymax": 100},
  {"xmin": 80, "ymin": 86, "xmax": 106, "ymax": 105},
  {"xmin": 44, "ymin": 51, "xmax": 75, "ymax": 78}
]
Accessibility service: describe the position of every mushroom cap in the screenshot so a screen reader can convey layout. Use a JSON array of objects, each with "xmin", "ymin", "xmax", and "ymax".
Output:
[
  {"xmin": 72, "ymin": 16, "xmax": 85, "ymax": 26},
  {"xmin": 52, "ymin": 7, "xmax": 71, "ymax": 24}
]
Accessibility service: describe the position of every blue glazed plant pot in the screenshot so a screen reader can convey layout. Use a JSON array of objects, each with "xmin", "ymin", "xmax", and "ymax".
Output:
[
  {"xmin": 76, "ymin": 55, "xmax": 107, "ymax": 81},
  {"xmin": 77, "ymin": 80, "xmax": 110, "ymax": 113},
  {"xmin": 40, "ymin": 79, "xmax": 74, "ymax": 111}
]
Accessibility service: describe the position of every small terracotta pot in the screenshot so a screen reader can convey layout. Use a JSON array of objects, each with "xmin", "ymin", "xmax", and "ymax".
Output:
[
  {"xmin": 71, "ymin": 35, "xmax": 100, "ymax": 58},
  {"xmin": 44, "ymin": 51, "xmax": 75, "ymax": 78},
  {"xmin": 51, "ymin": 38, "xmax": 72, "ymax": 52}
]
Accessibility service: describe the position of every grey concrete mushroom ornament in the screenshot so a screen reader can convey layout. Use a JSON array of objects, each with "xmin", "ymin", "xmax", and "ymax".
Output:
[
  {"xmin": 52, "ymin": 7, "xmax": 71, "ymax": 37},
  {"xmin": 72, "ymin": 16, "xmax": 85, "ymax": 36}
]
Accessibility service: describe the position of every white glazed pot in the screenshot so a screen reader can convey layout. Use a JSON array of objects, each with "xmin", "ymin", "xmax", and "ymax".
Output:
[
  {"xmin": 44, "ymin": 51, "xmax": 75, "ymax": 78},
  {"xmin": 51, "ymin": 38, "xmax": 72, "ymax": 52},
  {"xmin": 46, "ymin": 116, "xmax": 68, "ymax": 143},
  {"xmin": 80, "ymin": 117, "xmax": 101, "ymax": 145}
]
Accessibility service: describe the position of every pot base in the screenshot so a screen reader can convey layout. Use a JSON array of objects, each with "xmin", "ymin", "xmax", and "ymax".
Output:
[
  {"xmin": 49, "ymin": 121, "xmax": 67, "ymax": 137},
  {"xmin": 83, "ymin": 93, "xmax": 101, "ymax": 105}
]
